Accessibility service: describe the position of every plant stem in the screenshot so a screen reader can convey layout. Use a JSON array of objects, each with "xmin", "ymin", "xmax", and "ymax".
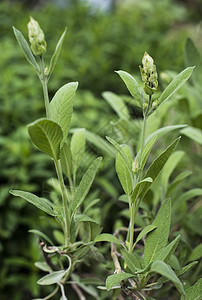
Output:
[
  {"xmin": 40, "ymin": 56, "xmax": 50, "ymax": 118},
  {"xmin": 54, "ymin": 159, "xmax": 71, "ymax": 247},
  {"xmin": 129, "ymin": 201, "xmax": 135, "ymax": 253}
]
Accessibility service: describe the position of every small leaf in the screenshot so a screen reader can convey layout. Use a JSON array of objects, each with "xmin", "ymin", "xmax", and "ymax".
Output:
[
  {"xmin": 176, "ymin": 261, "xmax": 198, "ymax": 277},
  {"xmin": 181, "ymin": 126, "xmax": 202, "ymax": 145},
  {"xmin": 13, "ymin": 27, "xmax": 40, "ymax": 71},
  {"xmin": 48, "ymin": 28, "xmax": 67, "ymax": 79},
  {"xmin": 49, "ymin": 82, "xmax": 78, "ymax": 146},
  {"xmin": 156, "ymin": 235, "xmax": 181, "ymax": 263},
  {"xmin": 151, "ymin": 260, "xmax": 185, "ymax": 296},
  {"xmin": 144, "ymin": 199, "xmax": 171, "ymax": 265},
  {"xmin": 181, "ymin": 278, "xmax": 202, "ymax": 300},
  {"xmin": 35, "ymin": 262, "xmax": 52, "ymax": 272},
  {"xmin": 173, "ymin": 188, "xmax": 202, "ymax": 211},
  {"xmin": 134, "ymin": 224, "xmax": 157, "ymax": 246},
  {"xmin": 116, "ymin": 145, "xmax": 133, "ymax": 196},
  {"xmin": 28, "ymin": 118, "xmax": 63, "ymax": 160},
  {"xmin": 115, "ymin": 70, "xmax": 142, "ymax": 105},
  {"xmin": 60, "ymin": 141, "xmax": 72, "ymax": 179},
  {"xmin": 29, "ymin": 229, "xmax": 53, "ymax": 245},
  {"xmin": 131, "ymin": 177, "xmax": 153, "ymax": 203},
  {"xmin": 94, "ymin": 233, "xmax": 122, "ymax": 245},
  {"xmin": 141, "ymin": 135, "xmax": 157, "ymax": 168},
  {"xmin": 102, "ymin": 91, "xmax": 129, "ymax": 120},
  {"xmin": 158, "ymin": 67, "xmax": 194, "ymax": 105},
  {"xmin": 106, "ymin": 273, "xmax": 134, "ymax": 291},
  {"xmin": 71, "ymin": 129, "xmax": 86, "ymax": 179},
  {"xmin": 9, "ymin": 190, "xmax": 56, "ymax": 216},
  {"xmin": 188, "ymin": 243, "xmax": 202, "ymax": 262},
  {"xmin": 72, "ymin": 157, "xmax": 102, "ymax": 213},
  {"xmin": 74, "ymin": 214, "xmax": 98, "ymax": 224},
  {"xmin": 37, "ymin": 270, "xmax": 67, "ymax": 285},
  {"xmin": 121, "ymin": 250, "xmax": 141, "ymax": 273}
]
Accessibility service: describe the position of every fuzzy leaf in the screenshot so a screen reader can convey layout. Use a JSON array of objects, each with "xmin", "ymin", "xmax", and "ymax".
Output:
[
  {"xmin": 50, "ymin": 82, "xmax": 78, "ymax": 146},
  {"xmin": 60, "ymin": 141, "xmax": 72, "ymax": 179},
  {"xmin": 28, "ymin": 118, "xmax": 63, "ymax": 160},
  {"xmin": 134, "ymin": 224, "xmax": 157, "ymax": 246},
  {"xmin": 156, "ymin": 235, "xmax": 181, "ymax": 263},
  {"xmin": 144, "ymin": 199, "xmax": 171, "ymax": 265},
  {"xmin": 72, "ymin": 157, "xmax": 102, "ymax": 213},
  {"xmin": 181, "ymin": 278, "xmax": 202, "ymax": 300},
  {"xmin": 141, "ymin": 135, "xmax": 157, "ymax": 168},
  {"xmin": 106, "ymin": 273, "xmax": 134, "ymax": 291},
  {"xmin": 9, "ymin": 190, "xmax": 56, "ymax": 216},
  {"xmin": 35, "ymin": 262, "xmax": 52, "ymax": 273},
  {"xmin": 176, "ymin": 261, "xmax": 198, "ymax": 277},
  {"xmin": 121, "ymin": 250, "xmax": 141, "ymax": 273},
  {"xmin": 37, "ymin": 270, "xmax": 67, "ymax": 285},
  {"xmin": 13, "ymin": 27, "xmax": 40, "ymax": 71},
  {"xmin": 94, "ymin": 233, "xmax": 122, "ymax": 245},
  {"xmin": 158, "ymin": 67, "xmax": 194, "ymax": 105},
  {"xmin": 188, "ymin": 244, "xmax": 202, "ymax": 262},
  {"xmin": 74, "ymin": 214, "xmax": 98, "ymax": 224},
  {"xmin": 102, "ymin": 91, "xmax": 129, "ymax": 120},
  {"xmin": 29, "ymin": 229, "xmax": 53, "ymax": 245},
  {"xmin": 181, "ymin": 126, "xmax": 202, "ymax": 145},
  {"xmin": 131, "ymin": 177, "xmax": 153, "ymax": 203},
  {"xmin": 71, "ymin": 129, "xmax": 86, "ymax": 178}
]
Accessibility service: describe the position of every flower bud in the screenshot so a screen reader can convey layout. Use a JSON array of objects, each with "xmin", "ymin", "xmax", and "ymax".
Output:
[
  {"xmin": 152, "ymin": 100, "xmax": 158, "ymax": 110},
  {"xmin": 132, "ymin": 159, "xmax": 139, "ymax": 173},
  {"xmin": 140, "ymin": 52, "xmax": 158, "ymax": 95},
  {"xmin": 28, "ymin": 17, "xmax": 46, "ymax": 56}
]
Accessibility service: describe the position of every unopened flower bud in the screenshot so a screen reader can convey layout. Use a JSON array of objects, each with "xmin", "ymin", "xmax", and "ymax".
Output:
[
  {"xmin": 132, "ymin": 159, "xmax": 139, "ymax": 173},
  {"xmin": 140, "ymin": 52, "xmax": 158, "ymax": 95},
  {"xmin": 152, "ymin": 100, "xmax": 158, "ymax": 109},
  {"xmin": 28, "ymin": 17, "xmax": 46, "ymax": 56}
]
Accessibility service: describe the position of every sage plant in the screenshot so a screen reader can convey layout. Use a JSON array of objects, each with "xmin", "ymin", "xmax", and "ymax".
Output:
[{"xmin": 10, "ymin": 18, "xmax": 102, "ymax": 299}]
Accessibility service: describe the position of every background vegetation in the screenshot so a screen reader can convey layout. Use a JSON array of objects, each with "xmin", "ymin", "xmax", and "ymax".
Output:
[{"xmin": 0, "ymin": 0, "xmax": 201, "ymax": 299}]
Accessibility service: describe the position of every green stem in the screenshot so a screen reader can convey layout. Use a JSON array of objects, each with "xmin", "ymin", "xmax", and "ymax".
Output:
[
  {"xmin": 139, "ymin": 116, "xmax": 147, "ymax": 171},
  {"xmin": 40, "ymin": 56, "xmax": 50, "ymax": 118},
  {"xmin": 54, "ymin": 159, "xmax": 71, "ymax": 247},
  {"xmin": 128, "ymin": 201, "xmax": 135, "ymax": 253}
]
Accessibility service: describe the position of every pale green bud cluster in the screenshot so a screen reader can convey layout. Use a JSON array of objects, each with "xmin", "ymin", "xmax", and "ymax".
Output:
[
  {"xmin": 28, "ymin": 17, "xmax": 46, "ymax": 56},
  {"xmin": 140, "ymin": 52, "xmax": 158, "ymax": 95},
  {"xmin": 132, "ymin": 159, "xmax": 139, "ymax": 173}
]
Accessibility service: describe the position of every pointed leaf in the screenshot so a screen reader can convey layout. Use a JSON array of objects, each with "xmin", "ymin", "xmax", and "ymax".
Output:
[
  {"xmin": 48, "ymin": 28, "xmax": 67, "ymax": 79},
  {"xmin": 173, "ymin": 188, "xmax": 202, "ymax": 211},
  {"xmin": 134, "ymin": 224, "xmax": 157, "ymax": 246},
  {"xmin": 158, "ymin": 67, "xmax": 194, "ymax": 105},
  {"xmin": 94, "ymin": 233, "xmax": 122, "ymax": 245},
  {"xmin": 131, "ymin": 177, "xmax": 153, "ymax": 203},
  {"xmin": 50, "ymin": 82, "xmax": 78, "ymax": 146},
  {"xmin": 71, "ymin": 129, "xmax": 86, "ymax": 178},
  {"xmin": 60, "ymin": 141, "xmax": 72, "ymax": 179},
  {"xmin": 185, "ymin": 38, "xmax": 202, "ymax": 83},
  {"xmin": 35, "ymin": 262, "xmax": 52, "ymax": 273},
  {"xmin": 176, "ymin": 261, "xmax": 198, "ymax": 277},
  {"xmin": 72, "ymin": 157, "xmax": 102, "ymax": 213},
  {"xmin": 144, "ymin": 199, "xmax": 171, "ymax": 264},
  {"xmin": 116, "ymin": 145, "xmax": 133, "ymax": 196},
  {"xmin": 115, "ymin": 70, "xmax": 142, "ymax": 105},
  {"xmin": 121, "ymin": 250, "xmax": 141, "ymax": 273},
  {"xmin": 181, "ymin": 278, "xmax": 202, "ymax": 300},
  {"xmin": 156, "ymin": 235, "xmax": 181, "ymax": 263},
  {"xmin": 102, "ymin": 91, "xmax": 129, "ymax": 120},
  {"xmin": 37, "ymin": 270, "xmax": 67, "ymax": 285},
  {"xmin": 106, "ymin": 273, "xmax": 134, "ymax": 291},
  {"xmin": 181, "ymin": 126, "xmax": 202, "ymax": 145},
  {"xmin": 9, "ymin": 190, "xmax": 56, "ymax": 216},
  {"xmin": 151, "ymin": 260, "xmax": 185, "ymax": 296},
  {"xmin": 13, "ymin": 27, "xmax": 40, "ymax": 71},
  {"xmin": 188, "ymin": 244, "xmax": 202, "ymax": 262},
  {"xmin": 141, "ymin": 135, "xmax": 157, "ymax": 168},
  {"xmin": 28, "ymin": 118, "xmax": 63, "ymax": 160},
  {"xmin": 29, "ymin": 229, "xmax": 54, "ymax": 245},
  {"xmin": 74, "ymin": 214, "xmax": 98, "ymax": 224}
]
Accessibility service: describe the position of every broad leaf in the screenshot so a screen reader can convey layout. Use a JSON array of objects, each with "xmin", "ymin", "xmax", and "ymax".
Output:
[
  {"xmin": 156, "ymin": 235, "xmax": 181, "ymax": 263},
  {"xmin": 181, "ymin": 278, "xmax": 202, "ymax": 300},
  {"xmin": 106, "ymin": 273, "xmax": 134, "ymax": 291},
  {"xmin": 158, "ymin": 67, "xmax": 194, "ymax": 105},
  {"xmin": 181, "ymin": 126, "xmax": 202, "ymax": 145},
  {"xmin": 102, "ymin": 91, "xmax": 129, "ymax": 120},
  {"xmin": 139, "ymin": 137, "xmax": 180, "ymax": 200},
  {"xmin": 131, "ymin": 177, "xmax": 153, "ymax": 203},
  {"xmin": 115, "ymin": 70, "xmax": 142, "ymax": 105},
  {"xmin": 144, "ymin": 199, "xmax": 171, "ymax": 265},
  {"xmin": 134, "ymin": 224, "xmax": 157, "ymax": 246},
  {"xmin": 13, "ymin": 27, "xmax": 40, "ymax": 72},
  {"xmin": 116, "ymin": 145, "xmax": 133, "ymax": 196},
  {"xmin": 71, "ymin": 129, "xmax": 86, "ymax": 179},
  {"xmin": 151, "ymin": 260, "xmax": 185, "ymax": 296},
  {"xmin": 9, "ymin": 190, "xmax": 56, "ymax": 216},
  {"xmin": 94, "ymin": 233, "xmax": 122, "ymax": 245},
  {"xmin": 60, "ymin": 141, "xmax": 72, "ymax": 179},
  {"xmin": 121, "ymin": 250, "xmax": 141, "ymax": 273},
  {"xmin": 48, "ymin": 28, "xmax": 67, "ymax": 79},
  {"xmin": 49, "ymin": 82, "xmax": 78, "ymax": 146},
  {"xmin": 37, "ymin": 270, "xmax": 67, "ymax": 285},
  {"xmin": 28, "ymin": 118, "xmax": 63, "ymax": 160},
  {"xmin": 71, "ymin": 157, "xmax": 102, "ymax": 213}
]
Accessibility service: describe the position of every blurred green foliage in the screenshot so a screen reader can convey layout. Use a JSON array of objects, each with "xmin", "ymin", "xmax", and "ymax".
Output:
[{"xmin": 0, "ymin": 0, "xmax": 202, "ymax": 299}]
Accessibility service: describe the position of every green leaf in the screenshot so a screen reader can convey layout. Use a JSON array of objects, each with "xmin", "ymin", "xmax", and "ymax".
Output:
[
  {"xmin": 29, "ymin": 229, "xmax": 54, "ymax": 245},
  {"xmin": 72, "ymin": 157, "xmax": 102, "ymax": 213},
  {"xmin": 48, "ymin": 28, "xmax": 67, "ymax": 79},
  {"xmin": 173, "ymin": 188, "xmax": 202, "ymax": 211},
  {"xmin": 115, "ymin": 70, "xmax": 142, "ymax": 105},
  {"xmin": 158, "ymin": 67, "xmax": 194, "ymax": 105},
  {"xmin": 188, "ymin": 243, "xmax": 202, "ymax": 262},
  {"xmin": 151, "ymin": 260, "xmax": 185, "ymax": 296},
  {"xmin": 116, "ymin": 145, "xmax": 133, "ymax": 196},
  {"xmin": 131, "ymin": 177, "xmax": 153, "ymax": 203},
  {"xmin": 9, "ymin": 190, "xmax": 56, "ymax": 216},
  {"xmin": 13, "ymin": 27, "xmax": 40, "ymax": 72},
  {"xmin": 139, "ymin": 137, "xmax": 180, "ymax": 200},
  {"xmin": 28, "ymin": 118, "xmax": 63, "ymax": 160},
  {"xmin": 106, "ymin": 273, "xmax": 134, "ymax": 291},
  {"xmin": 156, "ymin": 235, "xmax": 181, "ymax": 263},
  {"xmin": 71, "ymin": 129, "xmax": 86, "ymax": 178},
  {"xmin": 181, "ymin": 126, "xmax": 202, "ymax": 145},
  {"xmin": 185, "ymin": 38, "xmax": 202, "ymax": 83},
  {"xmin": 94, "ymin": 233, "xmax": 122, "ymax": 245},
  {"xmin": 134, "ymin": 224, "xmax": 157, "ymax": 246},
  {"xmin": 167, "ymin": 171, "xmax": 192, "ymax": 195},
  {"xmin": 121, "ymin": 250, "xmax": 141, "ymax": 273},
  {"xmin": 181, "ymin": 278, "xmax": 202, "ymax": 300},
  {"xmin": 74, "ymin": 214, "xmax": 98, "ymax": 224},
  {"xmin": 144, "ymin": 199, "xmax": 171, "ymax": 265},
  {"xmin": 49, "ymin": 82, "xmax": 78, "ymax": 146},
  {"xmin": 37, "ymin": 270, "xmax": 67, "ymax": 285},
  {"xmin": 60, "ymin": 141, "xmax": 72, "ymax": 179},
  {"xmin": 176, "ymin": 261, "xmax": 198, "ymax": 277},
  {"xmin": 35, "ymin": 262, "xmax": 52, "ymax": 273},
  {"xmin": 102, "ymin": 91, "xmax": 129, "ymax": 120},
  {"xmin": 141, "ymin": 135, "xmax": 157, "ymax": 168}
]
